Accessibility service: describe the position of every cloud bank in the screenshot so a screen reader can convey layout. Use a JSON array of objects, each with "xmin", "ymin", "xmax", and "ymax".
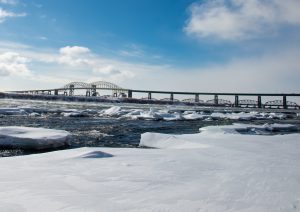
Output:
[
  {"xmin": 185, "ymin": 0, "xmax": 300, "ymax": 40},
  {"xmin": 0, "ymin": 52, "xmax": 31, "ymax": 76}
]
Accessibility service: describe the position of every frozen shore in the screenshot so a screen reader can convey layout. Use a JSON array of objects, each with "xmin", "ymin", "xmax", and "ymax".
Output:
[{"xmin": 0, "ymin": 124, "xmax": 299, "ymax": 211}]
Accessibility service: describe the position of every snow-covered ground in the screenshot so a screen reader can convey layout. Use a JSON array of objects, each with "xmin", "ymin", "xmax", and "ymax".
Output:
[{"xmin": 0, "ymin": 124, "xmax": 299, "ymax": 211}]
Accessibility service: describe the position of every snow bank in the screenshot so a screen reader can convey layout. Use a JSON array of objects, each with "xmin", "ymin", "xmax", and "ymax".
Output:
[
  {"xmin": 140, "ymin": 123, "xmax": 299, "ymax": 149},
  {"xmin": 0, "ymin": 126, "xmax": 71, "ymax": 150},
  {"xmin": 0, "ymin": 126, "xmax": 300, "ymax": 211}
]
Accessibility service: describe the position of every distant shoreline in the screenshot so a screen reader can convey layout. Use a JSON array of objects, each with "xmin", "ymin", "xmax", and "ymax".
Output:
[{"xmin": 1, "ymin": 92, "xmax": 299, "ymax": 114}]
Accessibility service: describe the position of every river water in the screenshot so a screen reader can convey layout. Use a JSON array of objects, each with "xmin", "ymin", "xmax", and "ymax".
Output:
[{"xmin": 0, "ymin": 99, "xmax": 299, "ymax": 157}]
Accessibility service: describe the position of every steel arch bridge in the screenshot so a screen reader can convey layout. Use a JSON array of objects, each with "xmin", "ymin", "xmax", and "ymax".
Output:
[{"xmin": 62, "ymin": 81, "xmax": 127, "ymax": 96}]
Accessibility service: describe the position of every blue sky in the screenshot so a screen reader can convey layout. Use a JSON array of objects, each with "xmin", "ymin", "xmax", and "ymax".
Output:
[{"xmin": 0, "ymin": 0, "xmax": 300, "ymax": 93}]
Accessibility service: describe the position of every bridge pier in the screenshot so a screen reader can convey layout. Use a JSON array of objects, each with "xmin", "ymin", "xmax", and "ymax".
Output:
[
  {"xmin": 69, "ymin": 84, "xmax": 74, "ymax": 96},
  {"xmin": 91, "ymin": 85, "xmax": 97, "ymax": 96},
  {"xmin": 170, "ymin": 93, "xmax": 174, "ymax": 101},
  {"xmin": 64, "ymin": 91, "xmax": 68, "ymax": 96},
  {"xmin": 214, "ymin": 95, "xmax": 218, "ymax": 105},
  {"xmin": 195, "ymin": 94, "xmax": 199, "ymax": 103},
  {"xmin": 54, "ymin": 90, "xmax": 58, "ymax": 95},
  {"xmin": 128, "ymin": 90, "xmax": 132, "ymax": 98},
  {"xmin": 148, "ymin": 92, "xmax": 152, "ymax": 100},
  {"xmin": 86, "ymin": 90, "xmax": 90, "ymax": 97},
  {"xmin": 235, "ymin": 95, "xmax": 239, "ymax": 107},
  {"xmin": 257, "ymin": 96, "xmax": 262, "ymax": 108},
  {"xmin": 283, "ymin": 95, "xmax": 287, "ymax": 109},
  {"xmin": 48, "ymin": 91, "xmax": 51, "ymax": 95}
]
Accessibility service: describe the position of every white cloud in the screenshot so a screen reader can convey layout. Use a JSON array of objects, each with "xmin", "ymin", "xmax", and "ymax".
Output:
[
  {"xmin": 0, "ymin": 52, "xmax": 31, "ymax": 76},
  {"xmin": 0, "ymin": 8, "xmax": 26, "ymax": 23},
  {"xmin": 59, "ymin": 46, "xmax": 91, "ymax": 67},
  {"xmin": 0, "ymin": 0, "xmax": 17, "ymax": 4},
  {"xmin": 59, "ymin": 46, "xmax": 90, "ymax": 56},
  {"xmin": 185, "ymin": 0, "xmax": 300, "ymax": 40},
  {"xmin": 58, "ymin": 45, "xmax": 133, "ymax": 78}
]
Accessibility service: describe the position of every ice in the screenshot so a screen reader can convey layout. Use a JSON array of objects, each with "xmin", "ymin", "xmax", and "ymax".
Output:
[
  {"xmin": 101, "ymin": 106, "xmax": 123, "ymax": 116},
  {"xmin": 63, "ymin": 111, "xmax": 90, "ymax": 117},
  {"xmin": 0, "ymin": 108, "xmax": 27, "ymax": 115},
  {"xmin": 0, "ymin": 125, "xmax": 299, "ymax": 211},
  {"xmin": 140, "ymin": 123, "xmax": 299, "ymax": 149},
  {"xmin": 28, "ymin": 112, "xmax": 41, "ymax": 117},
  {"xmin": 0, "ymin": 126, "xmax": 71, "ymax": 150},
  {"xmin": 263, "ymin": 123, "xmax": 298, "ymax": 132},
  {"xmin": 183, "ymin": 112, "xmax": 208, "ymax": 120},
  {"xmin": 136, "ymin": 108, "xmax": 163, "ymax": 120},
  {"xmin": 0, "ymin": 101, "xmax": 297, "ymax": 122},
  {"xmin": 210, "ymin": 112, "xmax": 259, "ymax": 120}
]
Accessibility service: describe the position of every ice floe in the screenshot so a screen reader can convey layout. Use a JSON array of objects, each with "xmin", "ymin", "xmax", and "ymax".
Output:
[
  {"xmin": 140, "ymin": 123, "xmax": 299, "ymax": 149},
  {"xmin": 0, "ymin": 126, "xmax": 71, "ymax": 150}
]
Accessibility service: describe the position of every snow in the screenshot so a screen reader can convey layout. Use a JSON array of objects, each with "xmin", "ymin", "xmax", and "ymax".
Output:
[
  {"xmin": 0, "ymin": 126, "xmax": 71, "ymax": 150},
  {"xmin": 140, "ymin": 123, "xmax": 299, "ymax": 148},
  {"xmin": 0, "ymin": 124, "xmax": 300, "ymax": 211}
]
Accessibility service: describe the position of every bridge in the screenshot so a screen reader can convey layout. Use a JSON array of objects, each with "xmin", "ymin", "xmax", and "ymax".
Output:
[{"xmin": 8, "ymin": 81, "xmax": 300, "ymax": 109}]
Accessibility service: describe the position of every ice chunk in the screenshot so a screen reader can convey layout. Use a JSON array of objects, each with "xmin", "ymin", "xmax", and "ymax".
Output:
[
  {"xmin": 63, "ymin": 111, "xmax": 90, "ymax": 117},
  {"xmin": 0, "ymin": 126, "xmax": 71, "ymax": 150},
  {"xmin": 101, "ymin": 106, "xmax": 122, "ymax": 116},
  {"xmin": 263, "ymin": 123, "xmax": 297, "ymax": 132},
  {"xmin": 0, "ymin": 108, "xmax": 27, "ymax": 115},
  {"xmin": 158, "ymin": 112, "xmax": 183, "ymax": 121},
  {"xmin": 183, "ymin": 112, "xmax": 208, "ymax": 120}
]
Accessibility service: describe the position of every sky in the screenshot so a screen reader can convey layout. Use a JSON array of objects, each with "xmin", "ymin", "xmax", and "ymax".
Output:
[{"xmin": 0, "ymin": 0, "xmax": 300, "ymax": 93}]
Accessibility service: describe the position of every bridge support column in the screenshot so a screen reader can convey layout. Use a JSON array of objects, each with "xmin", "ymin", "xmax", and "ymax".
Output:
[
  {"xmin": 86, "ymin": 90, "xmax": 90, "ymax": 97},
  {"xmin": 91, "ymin": 85, "xmax": 97, "ymax": 96},
  {"xmin": 148, "ymin": 92, "xmax": 152, "ymax": 100},
  {"xmin": 69, "ymin": 84, "xmax": 74, "ymax": 96},
  {"xmin": 195, "ymin": 94, "xmax": 199, "ymax": 103},
  {"xmin": 64, "ymin": 91, "xmax": 68, "ymax": 96},
  {"xmin": 214, "ymin": 95, "xmax": 218, "ymax": 105},
  {"xmin": 170, "ymin": 93, "xmax": 174, "ymax": 101},
  {"xmin": 54, "ymin": 90, "xmax": 58, "ymax": 95},
  {"xmin": 48, "ymin": 91, "xmax": 51, "ymax": 95},
  {"xmin": 128, "ymin": 90, "xmax": 132, "ymax": 98},
  {"xmin": 283, "ymin": 95, "xmax": 287, "ymax": 109},
  {"xmin": 257, "ymin": 96, "xmax": 262, "ymax": 108},
  {"xmin": 234, "ymin": 95, "xmax": 239, "ymax": 107}
]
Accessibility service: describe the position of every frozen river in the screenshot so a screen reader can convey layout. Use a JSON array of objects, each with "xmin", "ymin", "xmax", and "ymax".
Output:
[{"xmin": 0, "ymin": 98, "xmax": 299, "ymax": 156}]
